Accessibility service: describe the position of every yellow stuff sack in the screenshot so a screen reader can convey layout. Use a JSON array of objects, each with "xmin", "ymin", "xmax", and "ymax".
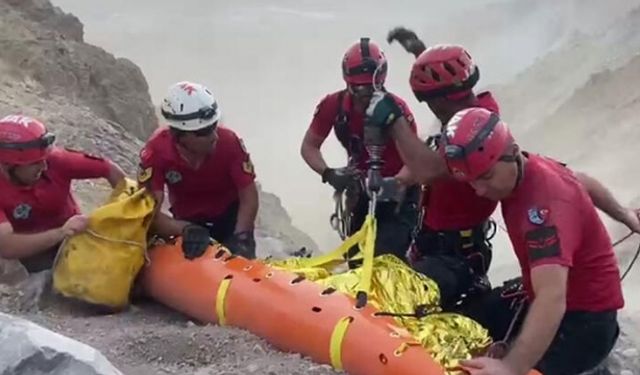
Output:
[{"xmin": 52, "ymin": 178, "xmax": 156, "ymax": 310}]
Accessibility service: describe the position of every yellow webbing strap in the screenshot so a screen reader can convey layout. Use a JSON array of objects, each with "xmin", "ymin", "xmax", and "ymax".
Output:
[
  {"xmin": 330, "ymin": 316, "xmax": 354, "ymax": 370},
  {"xmin": 276, "ymin": 222, "xmax": 367, "ymax": 271},
  {"xmin": 216, "ymin": 278, "xmax": 232, "ymax": 326},
  {"xmin": 356, "ymin": 214, "xmax": 377, "ymax": 297}
]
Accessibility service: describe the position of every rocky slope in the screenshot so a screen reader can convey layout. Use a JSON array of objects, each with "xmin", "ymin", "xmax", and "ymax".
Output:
[{"xmin": 0, "ymin": 0, "xmax": 321, "ymax": 374}]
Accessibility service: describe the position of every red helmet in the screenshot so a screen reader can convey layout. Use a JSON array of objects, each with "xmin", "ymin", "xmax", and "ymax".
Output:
[
  {"xmin": 0, "ymin": 115, "xmax": 55, "ymax": 165},
  {"xmin": 440, "ymin": 108, "xmax": 513, "ymax": 182},
  {"xmin": 410, "ymin": 44, "xmax": 479, "ymax": 101},
  {"xmin": 342, "ymin": 37, "xmax": 388, "ymax": 86}
]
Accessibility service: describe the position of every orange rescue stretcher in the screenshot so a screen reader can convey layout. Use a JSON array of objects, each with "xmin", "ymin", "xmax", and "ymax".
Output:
[{"xmin": 141, "ymin": 238, "xmax": 542, "ymax": 375}]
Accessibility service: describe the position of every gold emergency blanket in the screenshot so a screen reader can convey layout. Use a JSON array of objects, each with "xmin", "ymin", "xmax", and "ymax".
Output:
[{"xmin": 268, "ymin": 215, "xmax": 491, "ymax": 372}]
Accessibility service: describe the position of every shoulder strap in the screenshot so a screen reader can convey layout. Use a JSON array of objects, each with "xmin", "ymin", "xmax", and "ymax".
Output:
[{"xmin": 332, "ymin": 90, "xmax": 351, "ymax": 151}]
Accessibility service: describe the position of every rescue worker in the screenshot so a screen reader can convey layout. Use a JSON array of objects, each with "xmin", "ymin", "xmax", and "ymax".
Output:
[
  {"xmin": 300, "ymin": 37, "xmax": 421, "ymax": 261},
  {"xmin": 0, "ymin": 115, "xmax": 125, "ymax": 273},
  {"xmin": 139, "ymin": 81, "xmax": 259, "ymax": 259},
  {"xmin": 389, "ymin": 34, "xmax": 640, "ymax": 309},
  {"xmin": 364, "ymin": 103, "xmax": 627, "ymax": 374},
  {"xmin": 400, "ymin": 43, "xmax": 501, "ymax": 308}
]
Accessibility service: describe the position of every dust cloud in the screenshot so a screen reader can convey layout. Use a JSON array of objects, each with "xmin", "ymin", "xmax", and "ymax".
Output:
[{"xmin": 53, "ymin": 0, "xmax": 584, "ymax": 251}]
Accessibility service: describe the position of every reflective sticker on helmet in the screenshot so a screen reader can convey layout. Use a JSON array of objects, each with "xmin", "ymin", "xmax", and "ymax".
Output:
[
  {"xmin": 242, "ymin": 159, "xmax": 255, "ymax": 175},
  {"xmin": 0, "ymin": 115, "xmax": 33, "ymax": 128},
  {"xmin": 179, "ymin": 82, "xmax": 197, "ymax": 96}
]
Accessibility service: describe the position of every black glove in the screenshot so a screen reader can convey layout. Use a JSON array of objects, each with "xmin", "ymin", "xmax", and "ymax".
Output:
[
  {"xmin": 181, "ymin": 224, "xmax": 212, "ymax": 260},
  {"xmin": 365, "ymin": 92, "xmax": 404, "ymax": 133},
  {"xmin": 224, "ymin": 231, "xmax": 256, "ymax": 259},
  {"xmin": 386, "ymin": 26, "xmax": 426, "ymax": 57},
  {"xmin": 322, "ymin": 166, "xmax": 360, "ymax": 192}
]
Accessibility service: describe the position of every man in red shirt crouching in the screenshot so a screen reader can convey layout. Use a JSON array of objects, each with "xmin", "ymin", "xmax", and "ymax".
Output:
[
  {"xmin": 0, "ymin": 115, "xmax": 125, "ymax": 273},
  {"xmin": 139, "ymin": 81, "xmax": 258, "ymax": 259},
  {"xmin": 365, "ymin": 100, "xmax": 624, "ymax": 374}
]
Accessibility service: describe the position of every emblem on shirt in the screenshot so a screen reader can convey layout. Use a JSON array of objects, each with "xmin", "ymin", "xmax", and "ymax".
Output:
[
  {"xmin": 242, "ymin": 159, "xmax": 255, "ymax": 175},
  {"xmin": 13, "ymin": 203, "xmax": 32, "ymax": 220},
  {"xmin": 137, "ymin": 165, "xmax": 153, "ymax": 184},
  {"xmin": 527, "ymin": 207, "xmax": 549, "ymax": 225},
  {"xmin": 165, "ymin": 170, "xmax": 182, "ymax": 184}
]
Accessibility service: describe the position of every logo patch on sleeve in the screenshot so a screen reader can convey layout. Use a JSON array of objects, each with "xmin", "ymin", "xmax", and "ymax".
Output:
[
  {"xmin": 525, "ymin": 225, "xmax": 561, "ymax": 262},
  {"xmin": 242, "ymin": 159, "xmax": 255, "ymax": 175},
  {"xmin": 137, "ymin": 165, "xmax": 153, "ymax": 183},
  {"xmin": 527, "ymin": 207, "xmax": 549, "ymax": 225}
]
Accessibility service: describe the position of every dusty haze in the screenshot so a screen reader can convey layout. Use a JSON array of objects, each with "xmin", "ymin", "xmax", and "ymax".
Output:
[{"xmin": 51, "ymin": 0, "xmax": 632, "ymax": 251}]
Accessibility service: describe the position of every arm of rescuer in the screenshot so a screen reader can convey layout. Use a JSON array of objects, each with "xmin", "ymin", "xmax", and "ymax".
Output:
[
  {"xmin": 300, "ymin": 95, "xmax": 338, "ymax": 176},
  {"xmin": 574, "ymin": 171, "xmax": 640, "ymax": 233},
  {"xmin": 392, "ymin": 100, "xmax": 421, "ymax": 186},
  {"xmin": 462, "ymin": 200, "xmax": 578, "ymax": 374},
  {"xmin": 365, "ymin": 92, "xmax": 448, "ymax": 185},
  {"xmin": 0, "ymin": 214, "xmax": 88, "ymax": 259},
  {"xmin": 0, "ymin": 148, "xmax": 122, "ymax": 259},
  {"xmin": 229, "ymin": 136, "xmax": 258, "ymax": 234},
  {"xmin": 137, "ymin": 146, "xmax": 191, "ymax": 238},
  {"xmin": 300, "ymin": 94, "xmax": 365, "ymax": 193}
]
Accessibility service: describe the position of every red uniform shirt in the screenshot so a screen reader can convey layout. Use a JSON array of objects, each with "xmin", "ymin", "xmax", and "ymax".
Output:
[
  {"xmin": 501, "ymin": 153, "xmax": 624, "ymax": 312},
  {"xmin": 309, "ymin": 90, "xmax": 417, "ymax": 177},
  {"xmin": 0, "ymin": 148, "xmax": 111, "ymax": 232},
  {"xmin": 138, "ymin": 126, "xmax": 256, "ymax": 221},
  {"xmin": 423, "ymin": 91, "xmax": 500, "ymax": 230}
]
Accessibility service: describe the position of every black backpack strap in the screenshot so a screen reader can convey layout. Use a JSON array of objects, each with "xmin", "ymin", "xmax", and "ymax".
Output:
[{"xmin": 332, "ymin": 89, "xmax": 351, "ymax": 151}]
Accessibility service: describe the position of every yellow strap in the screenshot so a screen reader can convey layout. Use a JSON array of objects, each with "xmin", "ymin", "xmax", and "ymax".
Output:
[
  {"xmin": 356, "ymin": 214, "xmax": 377, "ymax": 298},
  {"xmin": 330, "ymin": 316, "xmax": 353, "ymax": 370},
  {"xmin": 279, "ymin": 225, "xmax": 366, "ymax": 270},
  {"xmin": 216, "ymin": 278, "xmax": 232, "ymax": 326}
]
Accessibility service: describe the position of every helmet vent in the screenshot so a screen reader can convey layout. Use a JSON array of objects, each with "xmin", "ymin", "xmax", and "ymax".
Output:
[
  {"xmin": 443, "ymin": 62, "xmax": 457, "ymax": 77},
  {"xmin": 428, "ymin": 67, "xmax": 441, "ymax": 82}
]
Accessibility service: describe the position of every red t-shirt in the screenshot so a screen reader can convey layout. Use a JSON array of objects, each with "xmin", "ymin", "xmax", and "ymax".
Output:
[
  {"xmin": 423, "ymin": 91, "xmax": 500, "ymax": 230},
  {"xmin": 138, "ymin": 126, "xmax": 256, "ymax": 221},
  {"xmin": 308, "ymin": 90, "xmax": 417, "ymax": 177},
  {"xmin": 501, "ymin": 153, "xmax": 624, "ymax": 312},
  {"xmin": 0, "ymin": 147, "xmax": 112, "ymax": 232}
]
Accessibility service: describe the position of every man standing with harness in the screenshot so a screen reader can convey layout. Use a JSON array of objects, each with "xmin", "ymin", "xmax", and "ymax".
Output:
[
  {"xmin": 300, "ymin": 37, "xmax": 420, "ymax": 260},
  {"xmin": 388, "ymin": 35, "xmax": 500, "ymax": 308}
]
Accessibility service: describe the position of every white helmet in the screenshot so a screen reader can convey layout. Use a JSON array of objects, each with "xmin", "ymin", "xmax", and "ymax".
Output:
[{"xmin": 160, "ymin": 81, "xmax": 221, "ymax": 131}]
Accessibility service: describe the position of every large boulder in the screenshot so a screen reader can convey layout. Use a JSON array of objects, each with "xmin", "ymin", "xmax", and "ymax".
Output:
[{"xmin": 0, "ymin": 312, "xmax": 122, "ymax": 375}]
